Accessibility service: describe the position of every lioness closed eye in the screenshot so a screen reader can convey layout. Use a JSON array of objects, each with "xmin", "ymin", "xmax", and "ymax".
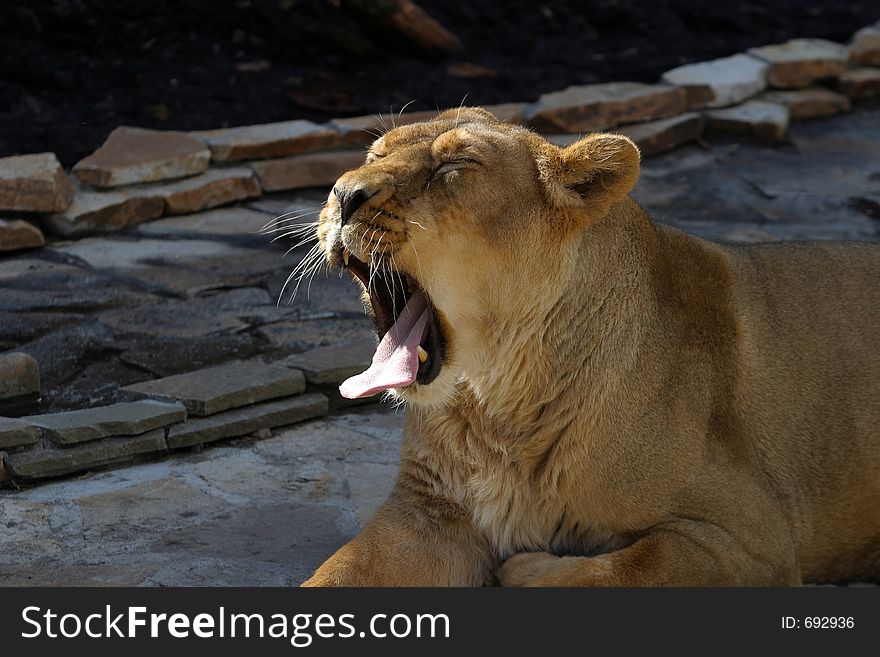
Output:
[{"xmin": 302, "ymin": 106, "xmax": 880, "ymax": 586}]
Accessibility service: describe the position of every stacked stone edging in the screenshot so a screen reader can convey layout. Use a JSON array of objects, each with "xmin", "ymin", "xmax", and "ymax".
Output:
[
  {"xmin": 0, "ymin": 356, "xmax": 358, "ymax": 484},
  {"xmin": 0, "ymin": 341, "xmax": 378, "ymax": 484}
]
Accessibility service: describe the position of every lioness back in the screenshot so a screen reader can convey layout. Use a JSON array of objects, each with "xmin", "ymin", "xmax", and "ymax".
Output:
[{"xmin": 722, "ymin": 237, "xmax": 880, "ymax": 580}]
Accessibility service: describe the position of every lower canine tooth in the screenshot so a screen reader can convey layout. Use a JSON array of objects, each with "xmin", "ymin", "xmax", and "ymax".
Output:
[
  {"xmin": 342, "ymin": 249, "xmax": 350, "ymax": 266},
  {"xmin": 417, "ymin": 346, "xmax": 428, "ymax": 363}
]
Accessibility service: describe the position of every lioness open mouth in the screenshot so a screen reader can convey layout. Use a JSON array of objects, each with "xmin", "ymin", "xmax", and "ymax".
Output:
[{"xmin": 337, "ymin": 248, "xmax": 445, "ymax": 399}]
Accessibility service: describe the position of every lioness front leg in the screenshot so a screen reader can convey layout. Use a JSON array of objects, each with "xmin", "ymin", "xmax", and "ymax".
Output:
[
  {"xmin": 498, "ymin": 519, "xmax": 800, "ymax": 586},
  {"xmin": 302, "ymin": 487, "xmax": 492, "ymax": 586}
]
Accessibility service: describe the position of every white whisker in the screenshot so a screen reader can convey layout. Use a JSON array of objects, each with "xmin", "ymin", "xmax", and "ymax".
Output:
[
  {"xmin": 262, "ymin": 215, "xmax": 321, "ymax": 231},
  {"xmin": 408, "ymin": 238, "xmax": 426, "ymax": 287},
  {"xmin": 390, "ymin": 250, "xmax": 407, "ymax": 320},
  {"xmin": 454, "ymin": 93, "xmax": 470, "ymax": 129},
  {"xmin": 375, "ymin": 112, "xmax": 390, "ymax": 135},
  {"xmin": 305, "ymin": 252, "xmax": 327, "ymax": 300},
  {"xmin": 259, "ymin": 207, "xmax": 321, "ymax": 231},
  {"xmin": 277, "ymin": 242, "xmax": 321, "ymax": 306},
  {"xmin": 282, "ymin": 234, "xmax": 321, "ymax": 256},
  {"xmin": 273, "ymin": 226, "xmax": 319, "ymax": 245},
  {"xmin": 288, "ymin": 247, "xmax": 326, "ymax": 304},
  {"xmin": 397, "ymin": 99, "xmax": 417, "ymax": 123}
]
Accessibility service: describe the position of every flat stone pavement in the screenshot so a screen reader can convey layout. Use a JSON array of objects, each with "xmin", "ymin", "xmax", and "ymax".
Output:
[
  {"xmin": 0, "ymin": 407, "xmax": 404, "ymax": 586},
  {"xmin": 0, "ymin": 104, "xmax": 878, "ymax": 585}
]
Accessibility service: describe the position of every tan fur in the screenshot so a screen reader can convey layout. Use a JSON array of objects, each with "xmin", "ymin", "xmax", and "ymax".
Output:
[{"xmin": 303, "ymin": 107, "xmax": 880, "ymax": 586}]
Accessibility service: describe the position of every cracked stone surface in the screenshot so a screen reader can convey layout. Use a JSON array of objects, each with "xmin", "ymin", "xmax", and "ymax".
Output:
[
  {"xmin": 633, "ymin": 105, "xmax": 879, "ymax": 242},
  {"xmin": 0, "ymin": 408, "xmax": 402, "ymax": 585}
]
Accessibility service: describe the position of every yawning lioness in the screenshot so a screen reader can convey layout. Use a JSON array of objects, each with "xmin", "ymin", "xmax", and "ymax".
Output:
[{"xmin": 303, "ymin": 107, "xmax": 880, "ymax": 586}]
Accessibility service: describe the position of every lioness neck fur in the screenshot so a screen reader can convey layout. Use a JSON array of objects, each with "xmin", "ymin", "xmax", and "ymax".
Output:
[{"xmin": 304, "ymin": 107, "xmax": 880, "ymax": 586}]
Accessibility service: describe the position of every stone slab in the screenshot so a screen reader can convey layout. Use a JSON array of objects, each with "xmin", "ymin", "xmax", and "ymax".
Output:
[
  {"xmin": 42, "ymin": 187, "xmax": 164, "ymax": 238},
  {"xmin": 330, "ymin": 110, "xmax": 441, "ymax": 146},
  {"xmin": 192, "ymin": 120, "xmax": 341, "ymax": 162},
  {"xmin": 246, "ymin": 193, "xmax": 324, "ymax": 217},
  {"xmin": 758, "ymin": 87, "xmax": 851, "ymax": 120},
  {"xmin": 661, "ymin": 53, "xmax": 769, "ymax": 108},
  {"xmin": 483, "ymin": 102, "xmax": 527, "ymax": 125},
  {"xmin": 617, "ymin": 112, "xmax": 704, "ymax": 156},
  {"xmin": 135, "ymin": 206, "xmax": 274, "ymax": 237},
  {"xmin": 704, "ymin": 100, "xmax": 790, "ymax": 143},
  {"xmin": 0, "ymin": 417, "xmax": 39, "ymax": 449},
  {"xmin": 122, "ymin": 360, "xmax": 306, "ymax": 417},
  {"xmin": 280, "ymin": 338, "xmax": 376, "ymax": 385},
  {"xmin": 166, "ymin": 392, "xmax": 328, "ymax": 449},
  {"xmin": 834, "ymin": 67, "xmax": 880, "ymax": 100},
  {"xmin": 72, "ymin": 127, "xmax": 211, "ymax": 188},
  {"xmin": 4, "ymin": 429, "xmax": 167, "ymax": 480},
  {"xmin": 527, "ymin": 82, "xmax": 687, "ymax": 133},
  {"xmin": 249, "ymin": 151, "xmax": 366, "ymax": 192},
  {"xmin": 0, "ymin": 152, "xmax": 74, "ymax": 213},
  {"xmin": 24, "ymin": 400, "xmax": 186, "ymax": 445},
  {"xmin": 152, "ymin": 167, "xmax": 262, "ymax": 214},
  {"xmin": 55, "ymin": 235, "xmax": 262, "ymax": 271},
  {"xmin": 850, "ymin": 23, "xmax": 880, "ymax": 66},
  {"xmin": 0, "ymin": 352, "xmax": 40, "ymax": 400},
  {"xmin": 747, "ymin": 39, "xmax": 849, "ymax": 89},
  {"xmin": 0, "ymin": 219, "xmax": 44, "ymax": 251}
]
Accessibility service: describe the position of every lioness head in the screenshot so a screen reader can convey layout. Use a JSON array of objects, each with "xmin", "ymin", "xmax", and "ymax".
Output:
[{"xmin": 317, "ymin": 107, "xmax": 640, "ymax": 407}]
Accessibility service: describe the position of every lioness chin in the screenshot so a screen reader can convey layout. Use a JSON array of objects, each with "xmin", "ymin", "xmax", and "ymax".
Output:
[{"xmin": 302, "ymin": 107, "xmax": 880, "ymax": 587}]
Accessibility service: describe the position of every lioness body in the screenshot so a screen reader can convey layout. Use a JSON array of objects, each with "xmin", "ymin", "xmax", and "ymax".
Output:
[{"xmin": 304, "ymin": 109, "xmax": 880, "ymax": 586}]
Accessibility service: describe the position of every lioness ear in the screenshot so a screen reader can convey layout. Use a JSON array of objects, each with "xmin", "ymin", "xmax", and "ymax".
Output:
[{"xmin": 539, "ymin": 133, "xmax": 640, "ymax": 216}]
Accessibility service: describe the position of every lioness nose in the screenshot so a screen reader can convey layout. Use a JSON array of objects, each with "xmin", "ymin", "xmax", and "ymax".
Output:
[{"xmin": 334, "ymin": 186, "xmax": 370, "ymax": 226}]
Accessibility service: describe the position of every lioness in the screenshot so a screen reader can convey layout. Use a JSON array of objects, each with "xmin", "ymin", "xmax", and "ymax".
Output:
[{"xmin": 303, "ymin": 107, "xmax": 880, "ymax": 586}]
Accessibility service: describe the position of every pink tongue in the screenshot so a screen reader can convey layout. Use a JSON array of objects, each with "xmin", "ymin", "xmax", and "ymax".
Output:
[{"xmin": 339, "ymin": 291, "xmax": 430, "ymax": 399}]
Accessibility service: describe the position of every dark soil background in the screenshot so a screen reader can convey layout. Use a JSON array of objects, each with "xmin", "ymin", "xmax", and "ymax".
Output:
[{"xmin": 1, "ymin": 0, "xmax": 877, "ymax": 166}]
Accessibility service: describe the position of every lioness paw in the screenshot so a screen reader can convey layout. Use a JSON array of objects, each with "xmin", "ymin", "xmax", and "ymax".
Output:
[{"xmin": 497, "ymin": 552, "xmax": 563, "ymax": 587}]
